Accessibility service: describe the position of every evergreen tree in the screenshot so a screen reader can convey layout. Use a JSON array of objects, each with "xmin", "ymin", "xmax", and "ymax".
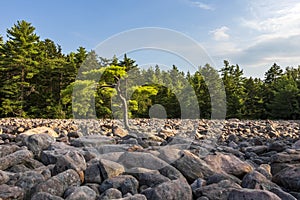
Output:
[
  {"xmin": 0, "ymin": 20, "xmax": 39, "ymax": 117},
  {"xmin": 243, "ymin": 77, "xmax": 265, "ymax": 119},
  {"xmin": 220, "ymin": 60, "xmax": 245, "ymax": 118},
  {"xmin": 268, "ymin": 75, "xmax": 300, "ymax": 119}
]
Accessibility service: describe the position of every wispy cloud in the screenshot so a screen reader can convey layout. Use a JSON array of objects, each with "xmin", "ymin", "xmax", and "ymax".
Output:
[
  {"xmin": 241, "ymin": 0, "xmax": 300, "ymax": 40},
  {"xmin": 210, "ymin": 26, "xmax": 230, "ymax": 41},
  {"xmin": 190, "ymin": 1, "xmax": 214, "ymax": 11},
  {"xmin": 206, "ymin": 0, "xmax": 300, "ymax": 77}
]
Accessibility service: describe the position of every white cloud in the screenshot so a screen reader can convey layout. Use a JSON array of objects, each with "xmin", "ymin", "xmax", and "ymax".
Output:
[
  {"xmin": 205, "ymin": 1, "xmax": 300, "ymax": 77},
  {"xmin": 190, "ymin": 1, "xmax": 214, "ymax": 11},
  {"xmin": 210, "ymin": 26, "xmax": 230, "ymax": 41},
  {"xmin": 241, "ymin": 0, "xmax": 300, "ymax": 39}
]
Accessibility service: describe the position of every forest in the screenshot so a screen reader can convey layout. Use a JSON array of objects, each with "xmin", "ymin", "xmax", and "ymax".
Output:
[{"xmin": 0, "ymin": 20, "xmax": 300, "ymax": 120}]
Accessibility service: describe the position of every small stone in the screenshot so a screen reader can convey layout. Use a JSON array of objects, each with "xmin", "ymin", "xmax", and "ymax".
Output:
[{"xmin": 0, "ymin": 184, "xmax": 24, "ymax": 200}]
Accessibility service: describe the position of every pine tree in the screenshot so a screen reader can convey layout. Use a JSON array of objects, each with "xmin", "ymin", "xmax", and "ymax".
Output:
[
  {"xmin": 0, "ymin": 20, "xmax": 39, "ymax": 117},
  {"xmin": 220, "ymin": 60, "xmax": 245, "ymax": 119}
]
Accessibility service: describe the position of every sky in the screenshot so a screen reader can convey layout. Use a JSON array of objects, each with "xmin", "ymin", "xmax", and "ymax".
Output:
[{"xmin": 1, "ymin": 0, "xmax": 300, "ymax": 77}]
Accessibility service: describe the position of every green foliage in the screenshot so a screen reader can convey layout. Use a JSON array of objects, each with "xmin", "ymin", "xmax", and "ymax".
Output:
[
  {"xmin": 2, "ymin": 20, "xmax": 300, "ymax": 120},
  {"xmin": 0, "ymin": 20, "xmax": 40, "ymax": 117},
  {"xmin": 220, "ymin": 60, "xmax": 245, "ymax": 118}
]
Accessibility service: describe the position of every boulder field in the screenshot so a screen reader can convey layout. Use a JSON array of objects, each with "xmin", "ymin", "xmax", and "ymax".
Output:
[{"xmin": 0, "ymin": 118, "xmax": 300, "ymax": 200}]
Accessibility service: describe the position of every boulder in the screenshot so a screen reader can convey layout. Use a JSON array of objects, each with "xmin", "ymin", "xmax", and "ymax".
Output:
[
  {"xmin": 0, "ymin": 170, "xmax": 10, "ymax": 184},
  {"xmin": 241, "ymin": 171, "xmax": 278, "ymax": 190},
  {"xmin": 99, "ymin": 159, "xmax": 125, "ymax": 179},
  {"xmin": 205, "ymin": 152, "xmax": 253, "ymax": 178},
  {"xmin": 0, "ymin": 149, "xmax": 33, "ymax": 171},
  {"xmin": 22, "ymin": 133, "xmax": 55, "ymax": 157},
  {"xmin": 270, "ymin": 152, "xmax": 300, "ymax": 163},
  {"xmin": 70, "ymin": 135, "xmax": 116, "ymax": 147},
  {"xmin": 31, "ymin": 192, "xmax": 64, "ymax": 200},
  {"xmin": 84, "ymin": 162, "xmax": 102, "ymax": 184},
  {"xmin": 228, "ymin": 188, "xmax": 281, "ymax": 200},
  {"xmin": 193, "ymin": 180, "xmax": 241, "ymax": 199},
  {"xmin": 53, "ymin": 150, "xmax": 86, "ymax": 177},
  {"xmin": 127, "ymin": 167, "xmax": 170, "ymax": 187},
  {"xmin": 15, "ymin": 171, "xmax": 45, "ymax": 199},
  {"xmin": 99, "ymin": 175, "xmax": 139, "ymax": 195},
  {"xmin": 120, "ymin": 194, "xmax": 147, "ymax": 200},
  {"xmin": 0, "ymin": 144, "xmax": 20, "ymax": 158},
  {"xmin": 270, "ymin": 188, "xmax": 297, "ymax": 200},
  {"xmin": 34, "ymin": 169, "xmax": 81, "ymax": 196},
  {"xmin": 272, "ymin": 166, "xmax": 300, "ymax": 191},
  {"xmin": 141, "ymin": 178, "xmax": 192, "ymax": 200},
  {"xmin": 0, "ymin": 184, "xmax": 24, "ymax": 200},
  {"xmin": 98, "ymin": 188, "xmax": 122, "ymax": 200},
  {"xmin": 64, "ymin": 186, "xmax": 97, "ymax": 200},
  {"xmin": 20, "ymin": 126, "xmax": 59, "ymax": 138}
]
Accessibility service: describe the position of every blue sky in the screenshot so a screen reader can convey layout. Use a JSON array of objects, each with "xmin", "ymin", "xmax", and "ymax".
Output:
[{"xmin": 1, "ymin": 0, "xmax": 300, "ymax": 77}]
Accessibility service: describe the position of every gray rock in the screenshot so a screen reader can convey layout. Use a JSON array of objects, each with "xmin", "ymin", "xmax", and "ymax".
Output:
[
  {"xmin": 244, "ymin": 145, "xmax": 268, "ymax": 155},
  {"xmin": 15, "ymin": 171, "xmax": 45, "ymax": 199},
  {"xmin": 270, "ymin": 152, "xmax": 300, "ymax": 163},
  {"xmin": 53, "ymin": 150, "xmax": 86, "ymax": 176},
  {"xmin": 0, "ymin": 149, "xmax": 33, "ymax": 171},
  {"xmin": 205, "ymin": 152, "xmax": 253, "ymax": 178},
  {"xmin": 270, "ymin": 187, "xmax": 297, "ymax": 200},
  {"xmin": 273, "ymin": 166, "xmax": 300, "ymax": 191},
  {"xmin": 193, "ymin": 180, "xmax": 241, "ymax": 199},
  {"xmin": 0, "ymin": 184, "xmax": 24, "ymax": 200},
  {"xmin": 141, "ymin": 178, "xmax": 192, "ymax": 200},
  {"xmin": 98, "ymin": 188, "xmax": 122, "ymax": 200},
  {"xmin": 173, "ymin": 150, "xmax": 214, "ymax": 181},
  {"xmin": 206, "ymin": 173, "xmax": 241, "ymax": 185},
  {"xmin": 31, "ymin": 192, "xmax": 64, "ymax": 200},
  {"xmin": 0, "ymin": 170, "xmax": 10, "ymax": 184},
  {"xmin": 99, "ymin": 175, "xmax": 139, "ymax": 195},
  {"xmin": 268, "ymin": 141, "xmax": 286, "ymax": 152},
  {"xmin": 40, "ymin": 149, "xmax": 72, "ymax": 165},
  {"xmin": 71, "ymin": 135, "xmax": 116, "ymax": 147},
  {"xmin": 0, "ymin": 144, "xmax": 20, "ymax": 158},
  {"xmin": 22, "ymin": 133, "xmax": 55, "ymax": 158},
  {"xmin": 127, "ymin": 167, "xmax": 170, "ymax": 187},
  {"xmin": 99, "ymin": 159, "xmax": 125, "ymax": 179},
  {"xmin": 191, "ymin": 178, "xmax": 206, "ymax": 194},
  {"xmin": 34, "ymin": 169, "xmax": 81, "ymax": 196},
  {"xmin": 256, "ymin": 164, "xmax": 272, "ymax": 180},
  {"xmin": 228, "ymin": 188, "xmax": 281, "ymax": 200},
  {"xmin": 241, "ymin": 171, "xmax": 278, "ymax": 190},
  {"xmin": 84, "ymin": 162, "xmax": 102, "ymax": 184},
  {"xmin": 64, "ymin": 186, "xmax": 97, "ymax": 200},
  {"xmin": 118, "ymin": 152, "xmax": 183, "ymax": 180},
  {"xmin": 119, "ymin": 194, "xmax": 147, "ymax": 200},
  {"xmin": 94, "ymin": 144, "xmax": 134, "ymax": 154}
]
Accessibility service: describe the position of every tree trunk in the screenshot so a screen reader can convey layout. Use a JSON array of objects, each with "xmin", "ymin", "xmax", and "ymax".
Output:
[{"xmin": 116, "ymin": 79, "xmax": 130, "ymax": 130}]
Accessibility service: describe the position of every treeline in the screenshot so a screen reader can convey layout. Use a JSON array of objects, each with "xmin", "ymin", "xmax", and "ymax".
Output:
[{"xmin": 0, "ymin": 20, "xmax": 300, "ymax": 119}]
